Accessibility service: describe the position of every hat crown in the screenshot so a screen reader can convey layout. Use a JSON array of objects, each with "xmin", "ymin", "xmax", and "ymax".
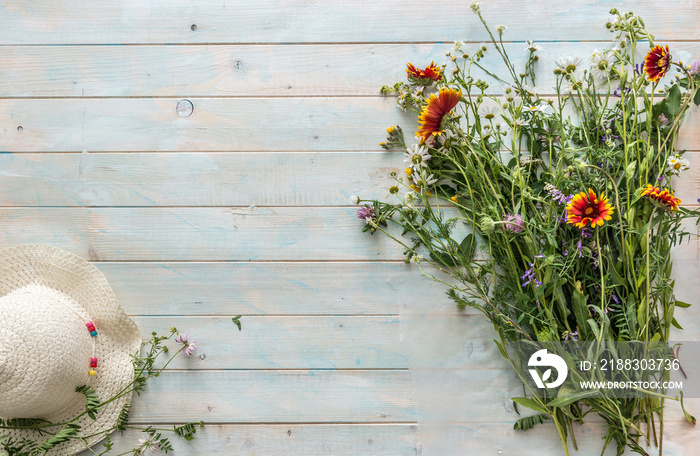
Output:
[{"xmin": 0, "ymin": 284, "xmax": 91, "ymax": 419}]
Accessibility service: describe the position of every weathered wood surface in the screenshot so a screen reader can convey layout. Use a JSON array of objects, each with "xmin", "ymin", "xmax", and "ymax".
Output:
[
  {"xmin": 3, "ymin": 42, "xmax": 699, "ymax": 98},
  {"xmin": 2, "ymin": 0, "xmax": 699, "ymax": 454},
  {"xmin": 81, "ymin": 424, "xmax": 421, "ymax": 456},
  {"xmin": 2, "ymin": 97, "xmax": 699, "ymax": 152},
  {"xmin": 1, "ymin": 0, "xmax": 697, "ymax": 44}
]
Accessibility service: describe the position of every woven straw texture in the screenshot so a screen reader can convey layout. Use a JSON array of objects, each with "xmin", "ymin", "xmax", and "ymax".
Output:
[{"xmin": 0, "ymin": 245, "xmax": 140, "ymax": 456}]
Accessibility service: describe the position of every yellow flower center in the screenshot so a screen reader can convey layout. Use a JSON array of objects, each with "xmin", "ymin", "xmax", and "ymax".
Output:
[
  {"xmin": 584, "ymin": 207, "xmax": 594, "ymax": 215},
  {"xmin": 674, "ymin": 162, "xmax": 682, "ymax": 169},
  {"xmin": 405, "ymin": 167, "xmax": 413, "ymax": 176}
]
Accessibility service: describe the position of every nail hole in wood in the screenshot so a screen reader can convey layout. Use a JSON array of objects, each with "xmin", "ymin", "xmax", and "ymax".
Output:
[
  {"xmin": 176, "ymin": 99, "xmax": 194, "ymax": 118},
  {"xmin": 16, "ymin": 126, "xmax": 23, "ymax": 132},
  {"xmin": 190, "ymin": 24, "xmax": 197, "ymax": 31},
  {"xmin": 233, "ymin": 60, "xmax": 243, "ymax": 70}
]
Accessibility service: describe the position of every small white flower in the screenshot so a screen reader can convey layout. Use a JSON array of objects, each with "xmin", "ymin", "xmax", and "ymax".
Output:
[
  {"xmin": 138, "ymin": 434, "xmax": 161, "ymax": 454},
  {"xmin": 454, "ymin": 41, "xmax": 465, "ymax": 52},
  {"xmin": 526, "ymin": 103, "xmax": 549, "ymax": 114},
  {"xmin": 469, "ymin": 1, "xmax": 480, "ymax": 13},
  {"xmin": 349, "ymin": 195, "xmax": 360, "ymax": 205},
  {"xmin": 479, "ymin": 105, "xmax": 501, "ymax": 121},
  {"xmin": 524, "ymin": 40, "xmax": 542, "ymax": 53},
  {"xmin": 404, "ymin": 143, "xmax": 432, "ymax": 169},
  {"xmin": 667, "ymin": 155, "xmax": 690, "ymax": 175},
  {"xmin": 558, "ymin": 56, "xmax": 584, "ymax": 74},
  {"xmin": 410, "ymin": 254, "xmax": 423, "ymax": 263},
  {"xmin": 412, "ymin": 171, "xmax": 438, "ymax": 187},
  {"xmin": 495, "ymin": 25, "xmax": 508, "ymax": 34},
  {"xmin": 589, "ymin": 49, "xmax": 611, "ymax": 81},
  {"xmin": 502, "ymin": 85, "xmax": 521, "ymax": 105},
  {"xmin": 513, "ymin": 118, "xmax": 530, "ymax": 128}
]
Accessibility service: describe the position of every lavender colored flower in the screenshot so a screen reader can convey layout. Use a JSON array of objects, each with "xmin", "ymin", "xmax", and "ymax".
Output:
[
  {"xmin": 634, "ymin": 63, "xmax": 644, "ymax": 76},
  {"xmin": 521, "ymin": 263, "xmax": 542, "ymax": 287},
  {"xmin": 658, "ymin": 174, "xmax": 665, "ymax": 181},
  {"xmin": 613, "ymin": 85, "xmax": 631, "ymax": 97},
  {"xmin": 563, "ymin": 331, "xmax": 578, "ymax": 341},
  {"xmin": 576, "ymin": 238, "xmax": 584, "ymax": 258},
  {"xmin": 356, "ymin": 205, "xmax": 376, "ymax": 223},
  {"xmin": 138, "ymin": 434, "xmax": 161, "ymax": 454},
  {"xmin": 176, "ymin": 332, "xmax": 198, "ymax": 357},
  {"xmin": 502, "ymin": 214, "xmax": 524, "ymax": 233},
  {"xmin": 544, "ymin": 184, "xmax": 572, "ymax": 205},
  {"xmin": 691, "ymin": 60, "xmax": 700, "ymax": 77},
  {"xmin": 658, "ymin": 113, "xmax": 669, "ymax": 126}
]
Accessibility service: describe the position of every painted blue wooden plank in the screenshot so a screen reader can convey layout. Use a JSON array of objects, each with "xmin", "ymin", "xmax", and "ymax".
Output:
[
  {"xmin": 126, "ymin": 370, "xmax": 416, "ymax": 423},
  {"xmin": 1, "ymin": 1, "xmax": 697, "ymax": 44},
  {"xmin": 96, "ymin": 261, "xmax": 440, "ymax": 316},
  {"xmin": 78, "ymin": 424, "xmax": 421, "ymax": 456},
  {"xmin": 0, "ymin": 207, "xmax": 406, "ymax": 261},
  {"xmin": 2, "ymin": 42, "xmax": 698, "ymax": 98},
  {"xmin": 2, "ymin": 98, "xmax": 699, "ymax": 153},
  {"xmin": 0, "ymin": 152, "xmax": 395, "ymax": 206},
  {"xmin": 137, "ymin": 316, "xmax": 407, "ymax": 369}
]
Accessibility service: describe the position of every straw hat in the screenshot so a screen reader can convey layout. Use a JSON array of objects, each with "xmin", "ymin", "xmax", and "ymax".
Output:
[{"xmin": 0, "ymin": 245, "xmax": 141, "ymax": 455}]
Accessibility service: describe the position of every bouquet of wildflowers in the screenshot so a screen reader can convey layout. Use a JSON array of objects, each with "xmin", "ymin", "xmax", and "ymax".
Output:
[{"xmin": 358, "ymin": 5, "xmax": 699, "ymax": 455}]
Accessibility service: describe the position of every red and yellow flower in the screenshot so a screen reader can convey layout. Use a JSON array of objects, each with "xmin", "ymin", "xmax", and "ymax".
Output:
[
  {"xmin": 640, "ymin": 184, "xmax": 681, "ymax": 210},
  {"xmin": 644, "ymin": 45, "xmax": 672, "ymax": 82},
  {"xmin": 416, "ymin": 88, "xmax": 462, "ymax": 143},
  {"xmin": 406, "ymin": 62, "xmax": 443, "ymax": 82},
  {"xmin": 566, "ymin": 189, "xmax": 615, "ymax": 228}
]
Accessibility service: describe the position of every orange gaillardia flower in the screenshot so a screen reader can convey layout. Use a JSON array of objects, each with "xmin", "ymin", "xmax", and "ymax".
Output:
[
  {"xmin": 416, "ymin": 88, "xmax": 462, "ymax": 143},
  {"xmin": 406, "ymin": 62, "xmax": 443, "ymax": 82},
  {"xmin": 644, "ymin": 45, "xmax": 672, "ymax": 82},
  {"xmin": 566, "ymin": 189, "xmax": 615, "ymax": 228},
  {"xmin": 640, "ymin": 184, "xmax": 681, "ymax": 210}
]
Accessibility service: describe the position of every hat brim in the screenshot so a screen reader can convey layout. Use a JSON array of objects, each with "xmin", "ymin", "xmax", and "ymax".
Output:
[{"xmin": 0, "ymin": 245, "xmax": 141, "ymax": 456}]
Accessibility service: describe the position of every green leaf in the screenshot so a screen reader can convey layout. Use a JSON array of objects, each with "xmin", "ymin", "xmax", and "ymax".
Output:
[
  {"xmin": 675, "ymin": 300, "xmax": 692, "ymax": 308},
  {"xmin": 625, "ymin": 161, "xmax": 637, "ymax": 180},
  {"xmin": 694, "ymin": 89, "xmax": 700, "ymax": 106},
  {"xmin": 547, "ymin": 389, "xmax": 600, "ymax": 408},
  {"xmin": 511, "ymin": 397, "xmax": 549, "ymax": 415},
  {"xmin": 668, "ymin": 84, "xmax": 682, "ymax": 115},
  {"xmin": 231, "ymin": 316, "xmax": 243, "ymax": 331},
  {"xmin": 671, "ymin": 317, "xmax": 683, "ymax": 330},
  {"xmin": 429, "ymin": 251, "xmax": 457, "ymax": 267},
  {"xmin": 459, "ymin": 233, "xmax": 476, "ymax": 261},
  {"xmin": 572, "ymin": 282, "xmax": 590, "ymax": 339},
  {"xmin": 513, "ymin": 413, "xmax": 551, "ymax": 431}
]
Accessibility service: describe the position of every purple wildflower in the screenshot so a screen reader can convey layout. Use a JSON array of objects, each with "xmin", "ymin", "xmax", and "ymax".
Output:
[
  {"xmin": 176, "ymin": 333, "xmax": 198, "ymax": 357},
  {"xmin": 634, "ymin": 63, "xmax": 644, "ymax": 76},
  {"xmin": 563, "ymin": 331, "xmax": 578, "ymax": 341},
  {"xmin": 690, "ymin": 60, "xmax": 700, "ymax": 77},
  {"xmin": 521, "ymin": 263, "xmax": 542, "ymax": 288},
  {"xmin": 611, "ymin": 291, "xmax": 620, "ymax": 305},
  {"xmin": 658, "ymin": 174, "xmax": 665, "ymax": 181},
  {"xmin": 545, "ymin": 184, "xmax": 573, "ymax": 205},
  {"xmin": 356, "ymin": 205, "xmax": 376, "ymax": 223},
  {"xmin": 613, "ymin": 85, "xmax": 631, "ymax": 97},
  {"xmin": 576, "ymin": 238, "xmax": 584, "ymax": 258},
  {"xmin": 658, "ymin": 113, "xmax": 669, "ymax": 126},
  {"xmin": 502, "ymin": 214, "xmax": 525, "ymax": 233}
]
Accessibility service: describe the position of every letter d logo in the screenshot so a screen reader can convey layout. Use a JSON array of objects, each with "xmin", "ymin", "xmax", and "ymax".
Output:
[{"xmin": 528, "ymin": 349, "xmax": 568, "ymax": 389}]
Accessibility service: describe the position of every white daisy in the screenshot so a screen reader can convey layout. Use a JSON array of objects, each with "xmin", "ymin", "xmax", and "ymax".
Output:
[
  {"xmin": 667, "ymin": 155, "xmax": 690, "ymax": 175},
  {"xmin": 502, "ymin": 85, "xmax": 521, "ymax": 105},
  {"xmin": 404, "ymin": 143, "xmax": 432, "ymax": 169},
  {"xmin": 524, "ymin": 40, "xmax": 542, "ymax": 53},
  {"xmin": 519, "ymin": 84, "xmax": 538, "ymax": 97},
  {"xmin": 412, "ymin": 171, "xmax": 438, "ymax": 187},
  {"xmin": 558, "ymin": 56, "xmax": 584, "ymax": 74},
  {"xmin": 589, "ymin": 49, "xmax": 611, "ymax": 81},
  {"xmin": 526, "ymin": 103, "xmax": 550, "ymax": 114},
  {"xmin": 479, "ymin": 105, "xmax": 501, "ymax": 121},
  {"xmin": 454, "ymin": 41, "xmax": 465, "ymax": 52}
]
